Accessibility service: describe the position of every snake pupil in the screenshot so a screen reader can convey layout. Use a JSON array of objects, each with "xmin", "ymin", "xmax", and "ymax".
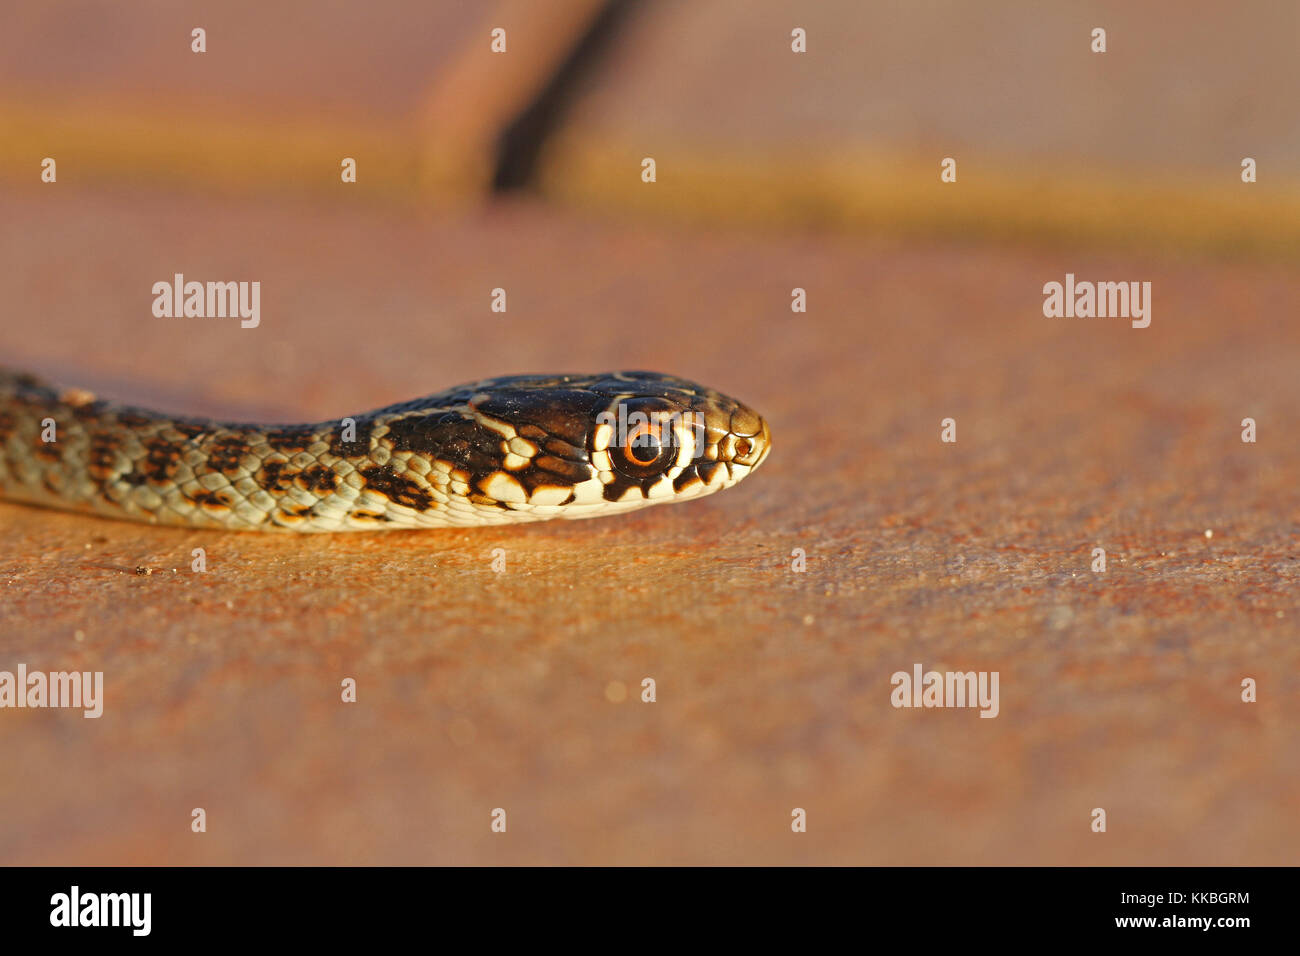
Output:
[{"xmin": 628, "ymin": 434, "xmax": 660, "ymax": 464}]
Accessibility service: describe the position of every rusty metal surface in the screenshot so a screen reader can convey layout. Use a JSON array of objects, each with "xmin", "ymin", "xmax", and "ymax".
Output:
[{"xmin": 1, "ymin": 188, "xmax": 1296, "ymax": 864}]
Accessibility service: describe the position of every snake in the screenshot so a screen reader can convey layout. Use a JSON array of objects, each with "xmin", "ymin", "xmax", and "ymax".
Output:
[{"xmin": 0, "ymin": 368, "xmax": 770, "ymax": 531}]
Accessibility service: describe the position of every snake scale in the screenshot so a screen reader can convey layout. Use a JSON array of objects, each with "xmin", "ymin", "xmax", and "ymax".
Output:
[{"xmin": 0, "ymin": 368, "xmax": 770, "ymax": 531}]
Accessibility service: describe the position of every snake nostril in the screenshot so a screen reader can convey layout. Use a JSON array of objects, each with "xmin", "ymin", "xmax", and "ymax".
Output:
[{"xmin": 735, "ymin": 438, "xmax": 753, "ymax": 458}]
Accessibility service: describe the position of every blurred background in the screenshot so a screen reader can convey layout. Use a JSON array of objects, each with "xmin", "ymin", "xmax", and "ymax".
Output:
[{"xmin": 0, "ymin": 1, "xmax": 1297, "ymax": 865}]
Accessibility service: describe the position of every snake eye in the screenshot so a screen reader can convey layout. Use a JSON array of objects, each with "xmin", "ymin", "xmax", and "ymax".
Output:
[
  {"xmin": 627, "ymin": 430, "xmax": 661, "ymax": 464},
  {"xmin": 614, "ymin": 420, "xmax": 677, "ymax": 478}
]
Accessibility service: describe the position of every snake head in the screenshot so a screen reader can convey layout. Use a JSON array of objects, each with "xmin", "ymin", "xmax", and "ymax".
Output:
[
  {"xmin": 588, "ymin": 371, "xmax": 771, "ymax": 496},
  {"xmin": 463, "ymin": 370, "xmax": 770, "ymax": 520}
]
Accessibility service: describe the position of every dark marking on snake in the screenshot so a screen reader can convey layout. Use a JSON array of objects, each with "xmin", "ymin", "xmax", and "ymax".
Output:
[
  {"xmin": 87, "ymin": 433, "xmax": 122, "ymax": 482},
  {"xmin": 143, "ymin": 437, "xmax": 183, "ymax": 483},
  {"xmin": 359, "ymin": 464, "xmax": 434, "ymax": 512},
  {"xmin": 204, "ymin": 436, "xmax": 254, "ymax": 474},
  {"xmin": 328, "ymin": 419, "xmax": 374, "ymax": 458},
  {"xmin": 191, "ymin": 489, "xmax": 232, "ymax": 509},
  {"xmin": 264, "ymin": 426, "xmax": 317, "ymax": 454}
]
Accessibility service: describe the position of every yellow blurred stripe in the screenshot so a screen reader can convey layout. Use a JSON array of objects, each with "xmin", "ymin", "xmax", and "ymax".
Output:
[
  {"xmin": 3, "ymin": 96, "xmax": 1296, "ymax": 260},
  {"xmin": 536, "ymin": 133, "xmax": 1300, "ymax": 259},
  {"xmin": 0, "ymin": 99, "xmax": 418, "ymax": 198}
]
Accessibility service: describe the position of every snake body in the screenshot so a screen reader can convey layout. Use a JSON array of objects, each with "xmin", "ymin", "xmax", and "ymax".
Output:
[{"xmin": 0, "ymin": 369, "xmax": 770, "ymax": 531}]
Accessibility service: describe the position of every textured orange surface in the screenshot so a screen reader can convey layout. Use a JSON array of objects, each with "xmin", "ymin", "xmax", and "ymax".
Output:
[{"xmin": 1, "ymin": 188, "xmax": 1296, "ymax": 864}]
